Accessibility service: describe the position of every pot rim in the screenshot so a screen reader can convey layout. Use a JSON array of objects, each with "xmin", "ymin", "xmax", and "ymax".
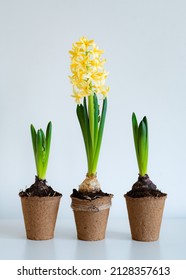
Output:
[
  {"xmin": 124, "ymin": 194, "xmax": 167, "ymax": 201},
  {"xmin": 20, "ymin": 195, "xmax": 62, "ymax": 200},
  {"xmin": 71, "ymin": 194, "xmax": 113, "ymax": 201}
]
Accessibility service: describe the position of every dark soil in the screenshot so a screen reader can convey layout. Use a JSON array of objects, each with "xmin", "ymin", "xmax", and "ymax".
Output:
[
  {"xmin": 71, "ymin": 188, "xmax": 112, "ymax": 200},
  {"xmin": 19, "ymin": 176, "xmax": 62, "ymax": 197},
  {"xmin": 126, "ymin": 174, "xmax": 167, "ymax": 198}
]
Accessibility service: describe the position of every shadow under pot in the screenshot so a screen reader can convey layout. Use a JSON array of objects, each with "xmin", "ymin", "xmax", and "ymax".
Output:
[
  {"xmin": 71, "ymin": 195, "xmax": 113, "ymax": 241},
  {"xmin": 20, "ymin": 196, "xmax": 62, "ymax": 240},
  {"xmin": 124, "ymin": 195, "xmax": 167, "ymax": 242}
]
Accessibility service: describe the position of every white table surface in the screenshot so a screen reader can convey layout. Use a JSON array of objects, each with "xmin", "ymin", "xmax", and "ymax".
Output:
[{"xmin": 0, "ymin": 218, "xmax": 185, "ymax": 260}]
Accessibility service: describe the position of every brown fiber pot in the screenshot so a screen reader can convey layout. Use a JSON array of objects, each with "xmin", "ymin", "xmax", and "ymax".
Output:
[
  {"xmin": 124, "ymin": 195, "xmax": 167, "ymax": 242},
  {"xmin": 20, "ymin": 196, "xmax": 62, "ymax": 240},
  {"xmin": 71, "ymin": 195, "xmax": 113, "ymax": 241}
]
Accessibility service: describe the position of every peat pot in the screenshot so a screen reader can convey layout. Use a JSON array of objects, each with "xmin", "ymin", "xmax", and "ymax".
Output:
[
  {"xmin": 71, "ymin": 195, "xmax": 113, "ymax": 241},
  {"xmin": 124, "ymin": 195, "xmax": 167, "ymax": 242},
  {"xmin": 20, "ymin": 196, "xmax": 62, "ymax": 240}
]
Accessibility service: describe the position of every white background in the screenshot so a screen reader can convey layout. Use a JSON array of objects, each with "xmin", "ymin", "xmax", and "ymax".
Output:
[{"xmin": 0, "ymin": 0, "xmax": 186, "ymax": 220}]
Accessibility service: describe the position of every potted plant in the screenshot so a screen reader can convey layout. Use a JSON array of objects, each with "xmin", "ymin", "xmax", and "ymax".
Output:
[
  {"xmin": 19, "ymin": 122, "xmax": 62, "ymax": 240},
  {"xmin": 69, "ymin": 36, "xmax": 113, "ymax": 241},
  {"xmin": 124, "ymin": 113, "xmax": 167, "ymax": 241}
]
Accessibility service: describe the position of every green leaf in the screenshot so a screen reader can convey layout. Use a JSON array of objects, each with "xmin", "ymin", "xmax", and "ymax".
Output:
[
  {"xmin": 143, "ymin": 116, "xmax": 148, "ymax": 146},
  {"xmin": 91, "ymin": 97, "xmax": 107, "ymax": 174},
  {"xmin": 142, "ymin": 116, "xmax": 148, "ymax": 174},
  {"xmin": 77, "ymin": 104, "xmax": 90, "ymax": 163},
  {"xmin": 132, "ymin": 112, "xmax": 139, "ymax": 160},
  {"xmin": 138, "ymin": 120, "xmax": 148, "ymax": 176},
  {"xmin": 77, "ymin": 104, "xmax": 87, "ymax": 143},
  {"xmin": 30, "ymin": 124, "xmax": 36, "ymax": 158},
  {"xmin": 36, "ymin": 130, "xmax": 43, "ymax": 179},
  {"xmin": 46, "ymin": 121, "xmax": 52, "ymax": 156},
  {"xmin": 41, "ymin": 121, "xmax": 52, "ymax": 177},
  {"xmin": 40, "ymin": 129, "xmax": 46, "ymax": 151}
]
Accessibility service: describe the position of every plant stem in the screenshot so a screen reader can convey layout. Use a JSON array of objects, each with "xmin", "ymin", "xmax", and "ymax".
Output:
[
  {"xmin": 77, "ymin": 96, "xmax": 107, "ymax": 178},
  {"xmin": 94, "ymin": 94, "xmax": 99, "ymax": 147},
  {"xmin": 88, "ymin": 95, "xmax": 94, "ymax": 149}
]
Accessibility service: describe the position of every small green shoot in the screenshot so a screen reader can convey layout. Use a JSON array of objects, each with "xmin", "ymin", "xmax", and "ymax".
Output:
[
  {"xmin": 30, "ymin": 121, "xmax": 52, "ymax": 180},
  {"xmin": 132, "ymin": 113, "xmax": 148, "ymax": 176}
]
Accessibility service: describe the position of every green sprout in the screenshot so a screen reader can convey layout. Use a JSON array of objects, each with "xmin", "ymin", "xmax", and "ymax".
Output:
[
  {"xmin": 77, "ymin": 94, "xmax": 107, "ymax": 176},
  {"xmin": 30, "ymin": 121, "xmax": 52, "ymax": 180},
  {"xmin": 132, "ymin": 113, "xmax": 148, "ymax": 177}
]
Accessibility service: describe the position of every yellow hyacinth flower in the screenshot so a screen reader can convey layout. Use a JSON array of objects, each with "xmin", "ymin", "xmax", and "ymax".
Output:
[
  {"xmin": 69, "ymin": 36, "xmax": 109, "ymax": 103},
  {"xmin": 69, "ymin": 37, "xmax": 109, "ymax": 183}
]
